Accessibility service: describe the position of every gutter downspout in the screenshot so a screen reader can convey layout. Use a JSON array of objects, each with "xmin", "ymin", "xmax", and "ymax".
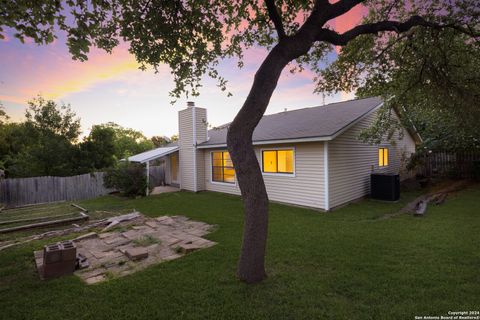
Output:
[{"xmin": 145, "ymin": 161, "xmax": 150, "ymax": 196}]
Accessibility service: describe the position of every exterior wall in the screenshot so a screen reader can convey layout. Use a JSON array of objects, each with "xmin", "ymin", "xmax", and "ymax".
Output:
[
  {"xmin": 203, "ymin": 142, "xmax": 326, "ymax": 209},
  {"xmin": 165, "ymin": 155, "xmax": 171, "ymax": 185},
  {"xmin": 177, "ymin": 103, "xmax": 416, "ymax": 209},
  {"xmin": 178, "ymin": 106, "xmax": 207, "ymax": 191},
  {"xmin": 328, "ymin": 109, "xmax": 417, "ymax": 208},
  {"xmin": 194, "ymin": 107, "xmax": 207, "ymax": 191},
  {"xmin": 164, "ymin": 152, "xmax": 180, "ymax": 186}
]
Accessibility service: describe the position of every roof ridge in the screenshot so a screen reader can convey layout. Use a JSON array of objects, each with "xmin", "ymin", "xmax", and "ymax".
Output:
[{"xmin": 263, "ymin": 96, "xmax": 379, "ymax": 117}]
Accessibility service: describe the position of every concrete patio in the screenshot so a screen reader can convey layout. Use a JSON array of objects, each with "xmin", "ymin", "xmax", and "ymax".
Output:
[{"xmin": 150, "ymin": 186, "xmax": 180, "ymax": 195}]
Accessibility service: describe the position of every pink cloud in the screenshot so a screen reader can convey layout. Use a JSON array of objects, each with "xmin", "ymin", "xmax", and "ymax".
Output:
[
  {"xmin": 2, "ymin": 43, "xmax": 141, "ymax": 103},
  {"xmin": 330, "ymin": 3, "xmax": 367, "ymax": 53}
]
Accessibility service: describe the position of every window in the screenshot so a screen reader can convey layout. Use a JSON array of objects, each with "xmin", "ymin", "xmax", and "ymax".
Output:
[
  {"xmin": 262, "ymin": 149, "xmax": 294, "ymax": 174},
  {"xmin": 211, "ymin": 151, "xmax": 235, "ymax": 183},
  {"xmin": 378, "ymin": 148, "xmax": 389, "ymax": 167}
]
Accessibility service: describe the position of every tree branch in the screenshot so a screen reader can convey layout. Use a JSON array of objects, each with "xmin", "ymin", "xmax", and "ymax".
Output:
[
  {"xmin": 317, "ymin": 15, "xmax": 479, "ymax": 46},
  {"xmin": 265, "ymin": 0, "xmax": 286, "ymax": 39},
  {"xmin": 328, "ymin": 0, "xmax": 365, "ymax": 20}
]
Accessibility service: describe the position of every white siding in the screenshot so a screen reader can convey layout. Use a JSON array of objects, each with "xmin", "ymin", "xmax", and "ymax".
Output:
[
  {"xmin": 328, "ymin": 109, "xmax": 416, "ymax": 208},
  {"xmin": 178, "ymin": 108, "xmax": 194, "ymax": 191},
  {"xmin": 195, "ymin": 107, "xmax": 207, "ymax": 192},
  {"xmin": 178, "ymin": 104, "xmax": 416, "ymax": 209},
  {"xmin": 204, "ymin": 142, "xmax": 326, "ymax": 209},
  {"xmin": 178, "ymin": 107, "xmax": 207, "ymax": 192}
]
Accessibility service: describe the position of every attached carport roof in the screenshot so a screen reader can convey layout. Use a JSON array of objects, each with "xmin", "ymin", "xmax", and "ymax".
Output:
[{"xmin": 126, "ymin": 145, "xmax": 178, "ymax": 163}]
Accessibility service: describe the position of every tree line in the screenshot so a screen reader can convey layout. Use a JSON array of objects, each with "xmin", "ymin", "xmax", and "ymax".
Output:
[{"xmin": 0, "ymin": 96, "xmax": 176, "ymax": 178}]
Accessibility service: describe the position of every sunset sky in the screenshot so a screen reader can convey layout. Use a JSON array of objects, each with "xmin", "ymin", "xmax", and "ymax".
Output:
[{"xmin": 0, "ymin": 5, "xmax": 366, "ymax": 138}]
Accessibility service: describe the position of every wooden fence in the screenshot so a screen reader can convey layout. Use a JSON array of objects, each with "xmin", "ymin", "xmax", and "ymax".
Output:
[
  {"xmin": 148, "ymin": 165, "xmax": 165, "ymax": 188},
  {"xmin": 0, "ymin": 172, "xmax": 114, "ymax": 208},
  {"xmin": 0, "ymin": 164, "xmax": 167, "ymax": 208},
  {"xmin": 416, "ymin": 151, "xmax": 480, "ymax": 178}
]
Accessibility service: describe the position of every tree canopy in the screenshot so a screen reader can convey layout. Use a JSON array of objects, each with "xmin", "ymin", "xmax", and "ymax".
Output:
[
  {"xmin": 0, "ymin": 103, "xmax": 8, "ymax": 125},
  {"xmin": 92, "ymin": 122, "xmax": 154, "ymax": 159},
  {"xmin": 0, "ymin": 97, "xmax": 160, "ymax": 177},
  {"xmin": 24, "ymin": 96, "xmax": 81, "ymax": 142},
  {"xmin": 319, "ymin": 20, "xmax": 480, "ymax": 151}
]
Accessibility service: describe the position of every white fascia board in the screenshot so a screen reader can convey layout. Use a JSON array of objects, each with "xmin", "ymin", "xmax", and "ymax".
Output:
[
  {"xmin": 197, "ymin": 136, "xmax": 333, "ymax": 149},
  {"xmin": 138, "ymin": 147, "xmax": 179, "ymax": 163}
]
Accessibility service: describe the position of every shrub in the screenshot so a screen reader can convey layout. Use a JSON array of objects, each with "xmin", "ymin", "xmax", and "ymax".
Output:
[
  {"xmin": 473, "ymin": 160, "xmax": 480, "ymax": 181},
  {"xmin": 104, "ymin": 161, "xmax": 147, "ymax": 197},
  {"xmin": 406, "ymin": 151, "xmax": 426, "ymax": 172}
]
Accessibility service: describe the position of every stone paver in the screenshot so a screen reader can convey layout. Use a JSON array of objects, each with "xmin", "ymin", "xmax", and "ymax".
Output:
[
  {"xmin": 145, "ymin": 220, "xmax": 159, "ymax": 229},
  {"xmin": 103, "ymin": 236, "xmax": 130, "ymax": 246},
  {"xmin": 98, "ymin": 232, "xmax": 115, "ymax": 239},
  {"xmin": 44, "ymin": 214, "xmax": 218, "ymax": 285},
  {"xmin": 121, "ymin": 229, "xmax": 141, "ymax": 240},
  {"xmin": 85, "ymin": 274, "xmax": 106, "ymax": 285},
  {"xmin": 125, "ymin": 247, "xmax": 149, "ymax": 261}
]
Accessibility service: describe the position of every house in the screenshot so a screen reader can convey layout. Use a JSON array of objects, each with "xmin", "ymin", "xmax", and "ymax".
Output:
[{"xmin": 130, "ymin": 97, "xmax": 419, "ymax": 211}]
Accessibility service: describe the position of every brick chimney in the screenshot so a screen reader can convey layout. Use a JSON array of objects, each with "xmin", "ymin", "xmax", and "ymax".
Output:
[{"xmin": 178, "ymin": 102, "xmax": 207, "ymax": 192}]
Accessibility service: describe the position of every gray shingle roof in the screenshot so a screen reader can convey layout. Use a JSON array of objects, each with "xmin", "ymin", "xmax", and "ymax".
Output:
[
  {"xmin": 199, "ymin": 96, "xmax": 383, "ymax": 147},
  {"xmin": 126, "ymin": 146, "xmax": 179, "ymax": 163}
]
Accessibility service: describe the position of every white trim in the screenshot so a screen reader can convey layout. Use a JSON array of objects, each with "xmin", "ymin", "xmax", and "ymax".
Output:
[
  {"xmin": 192, "ymin": 106, "xmax": 197, "ymax": 192},
  {"xmin": 209, "ymin": 150, "xmax": 237, "ymax": 186},
  {"xmin": 209, "ymin": 180, "xmax": 237, "ymax": 186},
  {"xmin": 124, "ymin": 146, "xmax": 179, "ymax": 163},
  {"xmin": 197, "ymin": 101, "xmax": 385, "ymax": 150},
  {"xmin": 197, "ymin": 137, "xmax": 330, "ymax": 149},
  {"xmin": 323, "ymin": 141, "xmax": 329, "ymax": 211},
  {"xmin": 399, "ymin": 105, "xmax": 423, "ymax": 143},
  {"xmin": 205, "ymin": 108, "xmax": 209, "ymax": 142},
  {"xmin": 146, "ymin": 161, "xmax": 150, "ymax": 196},
  {"xmin": 260, "ymin": 147, "xmax": 296, "ymax": 177}
]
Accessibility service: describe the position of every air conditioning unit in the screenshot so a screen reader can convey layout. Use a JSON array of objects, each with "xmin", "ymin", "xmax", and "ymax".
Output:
[{"xmin": 370, "ymin": 174, "xmax": 400, "ymax": 201}]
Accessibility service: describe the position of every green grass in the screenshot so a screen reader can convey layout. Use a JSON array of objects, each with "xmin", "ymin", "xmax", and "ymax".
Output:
[
  {"xmin": 133, "ymin": 235, "xmax": 161, "ymax": 247},
  {"xmin": 0, "ymin": 185, "xmax": 479, "ymax": 320}
]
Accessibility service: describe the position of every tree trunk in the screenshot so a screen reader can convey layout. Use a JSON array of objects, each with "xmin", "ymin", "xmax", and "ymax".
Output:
[{"xmin": 227, "ymin": 41, "xmax": 306, "ymax": 283}]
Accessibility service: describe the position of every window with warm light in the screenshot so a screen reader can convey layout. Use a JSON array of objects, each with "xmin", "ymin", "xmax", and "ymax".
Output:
[
  {"xmin": 378, "ymin": 148, "xmax": 389, "ymax": 167},
  {"xmin": 262, "ymin": 149, "xmax": 294, "ymax": 174},
  {"xmin": 211, "ymin": 151, "xmax": 235, "ymax": 183},
  {"xmin": 170, "ymin": 153, "xmax": 178, "ymax": 181}
]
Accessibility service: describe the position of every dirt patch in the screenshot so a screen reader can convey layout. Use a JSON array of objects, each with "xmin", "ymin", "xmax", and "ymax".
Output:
[{"xmin": 378, "ymin": 180, "xmax": 473, "ymax": 220}]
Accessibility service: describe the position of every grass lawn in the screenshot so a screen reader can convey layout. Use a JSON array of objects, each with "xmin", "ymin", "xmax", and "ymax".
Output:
[{"xmin": 1, "ymin": 185, "xmax": 479, "ymax": 319}]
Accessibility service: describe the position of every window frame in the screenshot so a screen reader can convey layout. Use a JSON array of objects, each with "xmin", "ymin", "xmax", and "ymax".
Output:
[
  {"xmin": 378, "ymin": 147, "xmax": 389, "ymax": 167},
  {"xmin": 260, "ymin": 147, "xmax": 296, "ymax": 176},
  {"xmin": 210, "ymin": 150, "xmax": 236, "ymax": 185}
]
